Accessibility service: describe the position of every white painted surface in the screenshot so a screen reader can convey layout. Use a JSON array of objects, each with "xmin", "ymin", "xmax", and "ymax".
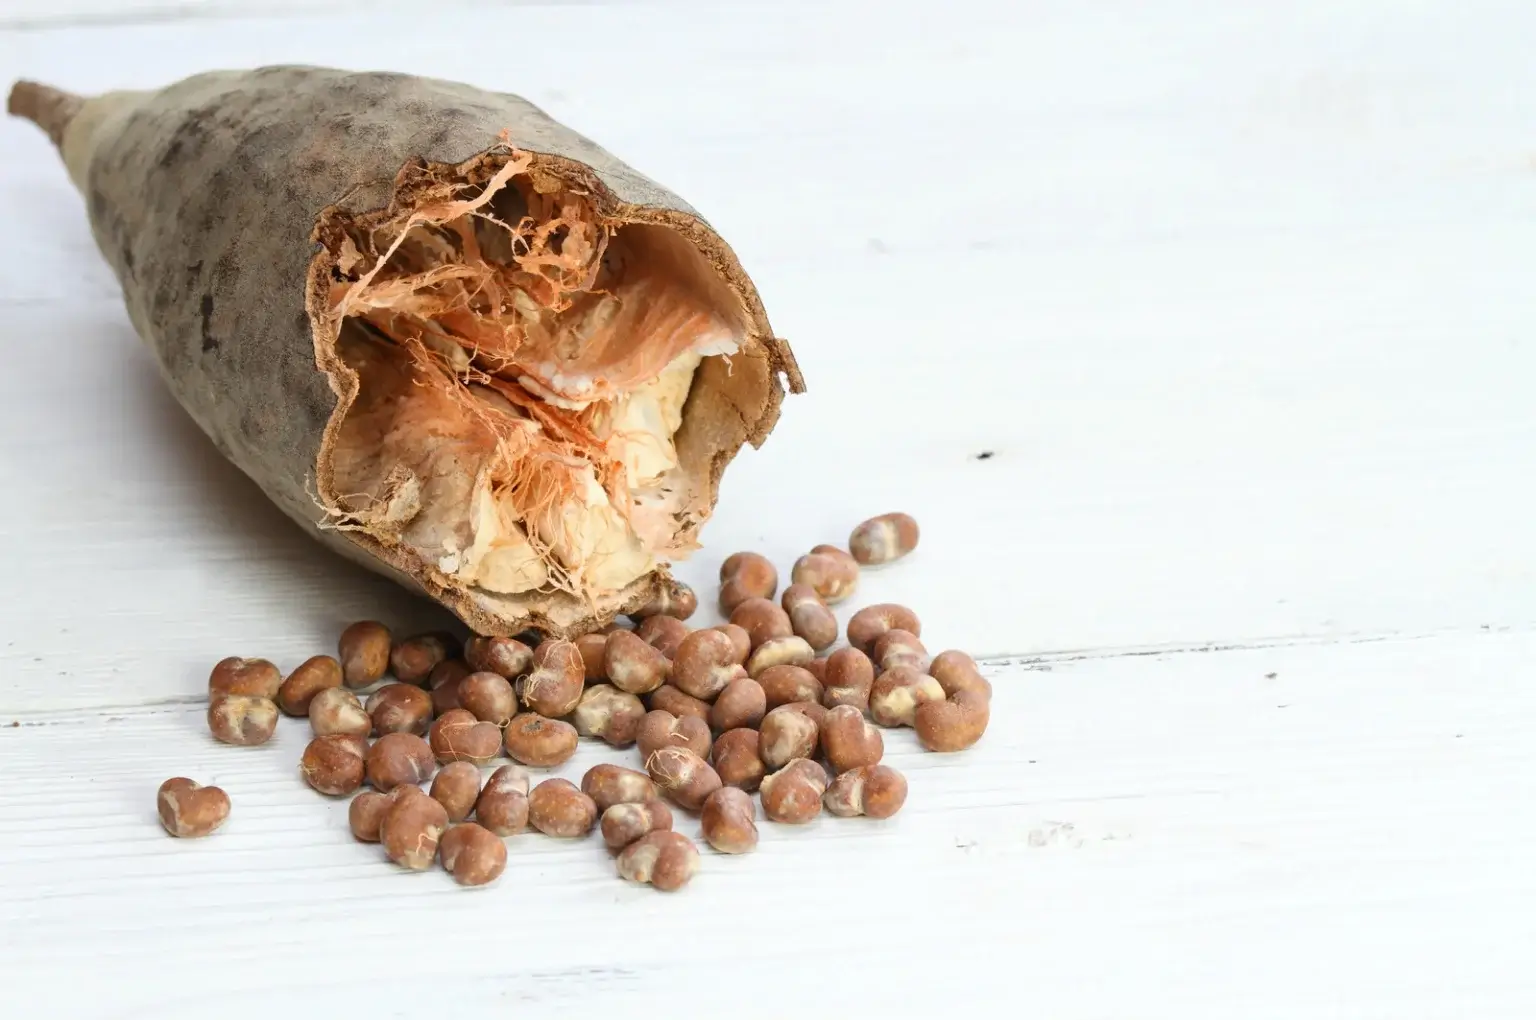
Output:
[{"xmin": 1, "ymin": 1, "xmax": 1533, "ymax": 1016}]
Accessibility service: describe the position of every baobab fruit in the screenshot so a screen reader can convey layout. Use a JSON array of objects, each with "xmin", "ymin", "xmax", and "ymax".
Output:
[{"xmin": 5, "ymin": 68, "xmax": 802, "ymax": 639}]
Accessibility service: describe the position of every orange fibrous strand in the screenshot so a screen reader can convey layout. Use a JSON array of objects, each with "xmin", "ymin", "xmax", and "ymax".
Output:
[
  {"xmin": 392, "ymin": 331, "xmax": 590, "ymax": 601},
  {"xmin": 329, "ymin": 148, "xmax": 697, "ymax": 602}
]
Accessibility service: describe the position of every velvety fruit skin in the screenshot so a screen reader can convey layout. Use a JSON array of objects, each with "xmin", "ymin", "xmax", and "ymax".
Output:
[{"xmin": 9, "ymin": 65, "xmax": 800, "ymax": 639}]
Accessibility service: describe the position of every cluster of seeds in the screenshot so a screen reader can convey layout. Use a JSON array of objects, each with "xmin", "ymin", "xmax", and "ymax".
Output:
[{"xmin": 160, "ymin": 511, "xmax": 988, "ymax": 892}]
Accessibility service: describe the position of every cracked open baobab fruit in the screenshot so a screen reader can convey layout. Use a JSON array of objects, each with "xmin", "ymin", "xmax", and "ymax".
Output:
[{"xmin": 7, "ymin": 67, "xmax": 801, "ymax": 638}]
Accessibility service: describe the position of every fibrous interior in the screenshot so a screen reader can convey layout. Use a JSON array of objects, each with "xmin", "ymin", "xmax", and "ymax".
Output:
[{"xmin": 326, "ymin": 154, "xmax": 747, "ymax": 605}]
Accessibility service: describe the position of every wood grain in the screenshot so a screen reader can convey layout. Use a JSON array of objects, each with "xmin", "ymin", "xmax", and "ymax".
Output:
[
  {"xmin": 1, "ymin": 2, "xmax": 1534, "ymax": 1016},
  {"xmin": 4, "ymin": 636, "xmax": 1533, "ymax": 1016}
]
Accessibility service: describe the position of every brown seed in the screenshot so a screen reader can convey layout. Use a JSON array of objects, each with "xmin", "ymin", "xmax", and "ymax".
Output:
[
  {"xmin": 928, "ymin": 650, "xmax": 993, "ymax": 700},
  {"xmin": 574, "ymin": 633, "xmax": 609, "ymax": 681},
  {"xmin": 821, "ymin": 647, "xmax": 875, "ymax": 711},
  {"xmin": 718, "ymin": 551, "xmax": 777, "ymax": 614},
  {"xmin": 572, "ymin": 684, "xmax": 646, "ymax": 746},
  {"xmin": 600, "ymin": 800, "xmax": 674, "ymax": 850},
  {"xmin": 207, "ymin": 694, "xmax": 278, "ymax": 746},
  {"xmin": 700, "ymin": 786, "xmax": 758, "ymax": 854},
  {"xmin": 381, "ymin": 789, "xmax": 448, "ymax": 869},
  {"xmin": 518, "ymin": 640, "xmax": 584, "ymax": 717},
  {"xmin": 339, "ymin": 620, "xmax": 391, "ymax": 689},
  {"xmin": 309, "ymin": 686, "xmax": 371, "ymax": 738},
  {"xmin": 670, "ymin": 629, "xmax": 748, "ymax": 701},
  {"xmin": 747, "ymin": 636, "xmax": 815, "ymax": 678},
  {"xmin": 758, "ymin": 664, "xmax": 824, "ymax": 710},
  {"xmin": 804, "ymin": 657, "xmax": 828, "ymax": 683},
  {"xmin": 348, "ymin": 790, "xmax": 390, "ymax": 842},
  {"xmin": 348, "ymin": 786, "xmax": 418, "ymax": 842},
  {"xmin": 603, "ymin": 631, "xmax": 670, "ymax": 696},
  {"xmin": 812, "ymin": 543, "xmax": 860, "ymax": 565},
  {"xmin": 821, "ymin": 705, "xmax": 884, "ymax": 773},
  {"xmin": 428, "ymin": 658, "xmax": 472, "ymax": 715},
  {"xmin": 780, "ymin": 699, "xmax": 829, "ymax": 729},
  {"xmin": 475, "ymin": 765, "xmax": 531, "ymax": 836},
  {"xmin": 872, "ymin": 629, "xmax": 929, "ymax": 673},
  {"xmin": 458, "ymin": 671, "xmax": 517, "ymax": 725},
  {"xmin": 628, "ymin": 582, "xmax": 698, "ymax": 622},
  {"xmin": 760, "ymin": 758, "xmax": 828, "ymax": 823},
  {"xmin": 300, "ymin": 733, "xmax": 368, "ymax": 795},
  {"xmin": 728, "ymin": 597, "xmax": 793, "ymax": 651},
  {"xmin": 617, "ymin": 830, "xmax": 700, "ymax": 891},
  {"xmin": 390, "ymin": 632, "xmax": 455, "ymax": 686},
  {"xmin": 581, "ymin": 763, "xmax": 656, "ymax": 813},
  {"xmin": 759, "ymin": 705, "xmax": 821, "ymax": 770},
  {"xmin": 790, "ymin": 547, "xmax": 859, "ymax": 604},
  {"xmin": 714, "ymin": 624, "xmax": 751, "ymax": 665},
  {"xmin": 430, "ymin": 760, "xmax": 483, "ymax": 821},
  {"xmin": 781, "ymin": 584, "xmax": 838, "ymax": 651},
  {"xmin": 503, "ymin": 713, "xmax": 578, "ymax": 767},
  {"xmin": 824, "ymin": 764, "xmax": 908, "ymax": 818},
  {"xmin": 276, "ymin": 655, "xmax": 343, "ymax": 716},
  {"xmin": 208, "ymin": 657, "xmax": 282, "ymax": 699},
  {"xmin": 428, "ymin": 708, "xmax": 502, "ymax": 765},
  {"xmin": 156, "ymin": 778, "xmax": 230, "ymax": 838},
  {"xmin": 712, "ymin": 728, "xmax": 767, "ymax": 792},
  {"xmin": 870, "ymin": 666, "xmax": 946, "ymax": 728},
  {"xmin": 464, "ymin": 635, "xmax": 534, "ymax": 678},
  {"xmin": 648, "ymin": 684, "xmax": 712, "ymax": 721},
  {"xmin": 637, "ymin": 710, "xmax": 712, "ymax": 762},
  {"xmin": 847, "ymin": 604, "xmax": 922, "ymax": 655},
  {"xmin": 438, "ymin": 822, "xmax": 507, "ymax": 886},
  {"xmin": 709, "ymin": 676, "xmax": 767, "ymax": 732},
  {"xmin": 645, "ymin": 746, "xmax": 722, "ymax": 812},
  {"xmin": 364, "ymin": 732, "xmax": 435, "ymax": 792},
  {"xmin": 528, "ymin": 778, "xmax": 597, "ymax": 837},
  {"xmin": 366, "ymin": 683, "xmax": 433, "ymax": 736},
  {"xmin": 915, "ymin": 688, "xmax": 991, "ymax": 752},
  {"xmin": 636, "ymin": 615, "xmax": 690, "ymax": 660},
  {"xmin": 849, "ymin": 512, "xmax": 920, "ymax": 566}
]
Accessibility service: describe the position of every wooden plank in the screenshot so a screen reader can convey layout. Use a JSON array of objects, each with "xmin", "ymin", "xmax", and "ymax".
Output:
[
  {"xmin": 2, "ymin": 3, "xmax": 1534, "ymax": 712},
  {"xmin": 2, "ymin": 3, "xmax": 1535, "ymax": 1016},
  {"xmin": 2, "ymin": 633, "xmax": 1533, "ymax": 1016}
]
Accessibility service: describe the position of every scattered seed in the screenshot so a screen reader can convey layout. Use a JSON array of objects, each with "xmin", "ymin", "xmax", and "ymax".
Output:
[{"xmin": 157, "ymin": 778, "xmax": 229, "ymax": 838}]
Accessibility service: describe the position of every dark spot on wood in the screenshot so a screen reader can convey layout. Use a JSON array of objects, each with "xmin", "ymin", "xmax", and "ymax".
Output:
[
  {"xmin": 200, "ymin": 293, "xmax": 217, "ymax": 353},
  {"xmin": 121, "ymin": 245, "xmax": 134, "ymax": 274}
]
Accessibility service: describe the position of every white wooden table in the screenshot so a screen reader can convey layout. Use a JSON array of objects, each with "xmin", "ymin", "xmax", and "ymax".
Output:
[{"xmin": 3, "ymin": 2, "xmax": 1534, "ymax": 1016}]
